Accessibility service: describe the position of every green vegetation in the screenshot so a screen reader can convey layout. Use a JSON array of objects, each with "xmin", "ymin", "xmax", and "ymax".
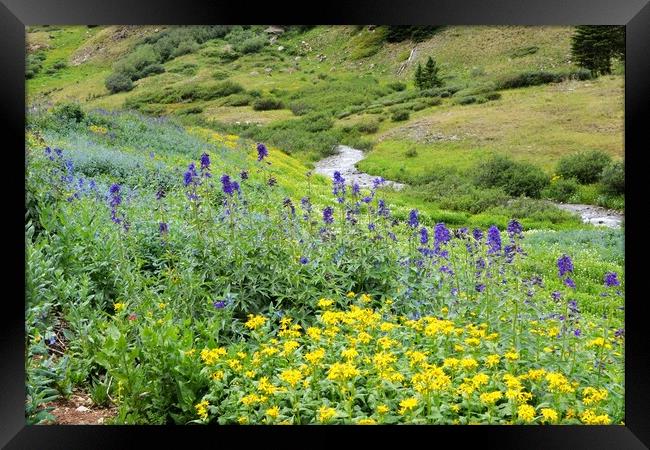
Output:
[
  {"xmin": 571, "ymin": 26, "xmax": 625, "ymax": 76},
  {"xmin": 414, "ymin": 56, "xmax": 443, "ymax": 90},
  {"xmin": 556, "ymin": 150, "xmax": 612, "ymax": 184}
]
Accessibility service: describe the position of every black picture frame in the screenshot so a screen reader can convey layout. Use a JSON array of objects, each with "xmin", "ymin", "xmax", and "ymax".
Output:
[{"xmin": 3, "ymin": 0, "xmax": 648, "ymax": 448}]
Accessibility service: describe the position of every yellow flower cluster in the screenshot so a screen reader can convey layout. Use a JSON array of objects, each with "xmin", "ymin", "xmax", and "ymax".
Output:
[
  {"xmin": 200, "ymin": 347, "xmax": 227, "ymax": 365},
  {"xmin": 580, "ymin": 409, "xmax": 611, "ymax": 425},
  {"xmin": 245, "ymin": 314, "xmax": 267, "ymax": 330},
  {"xmin": 113, "ymin": 302, "xmax": 125, "ymax": 313},
  {"xmin": 195, "ymin": 400, "xmax": 209, "ymax": 420},
  {"xmin": 88, "ymin": 124, "xmax": 108, "ymax": 135},
  {"xmin": 582, "ymin": 387, "xmax": 608, "ymax": 406},
  {"xmin": 318, "ymin": 406, "xmax": 336, "ymax": 422},
  {"xmin": 327, "ymin": 362, "xmax": 359, "ymax": 382}
]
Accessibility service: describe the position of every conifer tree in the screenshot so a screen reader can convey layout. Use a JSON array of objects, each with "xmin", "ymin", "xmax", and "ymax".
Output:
[{"xmin": 571, "ymin": 26, "xmax": 624, "ymax": 76}]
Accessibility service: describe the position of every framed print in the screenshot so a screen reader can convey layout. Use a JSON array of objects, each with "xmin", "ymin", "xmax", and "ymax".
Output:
[{"xmin": 2, "ymin": 0, "xmax": 649, "ymax": 447}]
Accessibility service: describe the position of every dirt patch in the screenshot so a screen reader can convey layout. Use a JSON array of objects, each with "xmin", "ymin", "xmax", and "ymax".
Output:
[
  {"xmin": 379, "ymin": 118, "xmax": 463, "ymax": 144},
  {"xmin": 42, "ymin": 390, "xmax": 117, "ymax": 425}
]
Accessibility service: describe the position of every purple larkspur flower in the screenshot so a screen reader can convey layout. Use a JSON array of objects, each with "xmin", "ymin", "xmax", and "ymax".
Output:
[
  {"xmin": 267, "ymin": 176, "xmax": 277, "ymax": 187},
  {"xmin": 507, "ymin": 219, "xmax": 524, "ymax": 237},
  {"xmin": 299, "ymin": 256, "xmax": 309, "ymax": 265},
  {"xmin": 475, "ymin": 283, "xmax": 486, "ymax": 293},
  {"xmin": 388, "ymin": 232, "xmax": 397, "ymax": 241},
  {"xmin": 440, "ymin": 266, "xmax": 453, "ymax": 275},
  {"xmin": 323, "ymin": 206, "xmax": 334, "ymax": 225},
  {"xmin": 283, "ymin": 197, "xmax": 295, "ymax": 216},
  {"xmin": 213, "ymin": 300, "xmax": 226, "ymax": 309},
  {"xmin": 231, "ymin": 181, "xmax": 240, "ymax": 193},
  {"xmin": 568, "ymin": 300, "xmax": 579, "ymax": 314},
  {"xmin": 408, "ymin": 209, "xmax": 419, "ymax": 228},
  {"xmin": 362, "ymin": 195, "xmax": 373, "ymax": 204},
  {"xmin": 557, "ymin": 254, "xmax": 574, "ymax": 278},
  {"xmin": 54, "ymin": 148, "xmax": 63, "ymax": 157},
  {"xmin": 564, "ymin": 277, "xmax": 576, "ymax": 289},
  {"xmin": 89, "ymin": 180, "xmax": 96, "ymax": 190},
  {"xmin": 377, "ymin": 199, "xmax": 390, "ymax": 218},
  {"xmin": 372, "ymin": 177, "xmax": 385, "ymax": 189},
  {"xmin": 149, "ymin": 151, "xmax": 155, "ymax": 159},
  {"xmin": 434, "ymin": 223, "xmax": 451, "ymax": 248},
  {"xmin": 351, "ymin": 182, "xmax": 360, "ymax": 196},
  {"xmin": 472, "ymin": 228, "xmax": 483, "ymax": 241},
  {"xmin": 200, "ymin": 153, "xmax": 210, "ymax": 170},
  {"xmin": 551, "ymin": 291, "xmax": 562, "ymax": 301},
  {"xmin": 240, "ymin": 170, "xmax": 249, "ymax": 180},
  {"xmin": 368, "ymin": 223, "xmax": 376, "ymax": 231},
  {"xmin": 159, "ymin": 222, "xmax": 169, "ymax": 234},
  {"xmin": 487, "ymin": 225, "xmax": 501, "ymax": 254},
  {"xmin": 451, "ymin": 288, "xmax": 459, "ymax": 296},
  {"xmin": 614, "ymin": 328, "xmax": 625, "ymax": 338},
  {"xmin": 573, "ymin": 329, "xmax": 582, "ymax": 337},
  {"xmin": 257, "ymin": 143, "xmax": 268, "ymax": 161},
  {"xmin": 604, "ymin": 272, "xmax": 620, "ymax": 287},
  {"xmin": 156, "ymin": 188, "xmax": 166, "ymax": 200},
  {"xmin": 221, "ymin": 174, "xmax": 234, "ymax": 195},
  {"xmin": 420, "ymin": 227, "xmax": 429, "ymax": 245}
]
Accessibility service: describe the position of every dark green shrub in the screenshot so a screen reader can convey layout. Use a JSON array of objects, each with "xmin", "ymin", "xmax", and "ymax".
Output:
[
  {"xmin": 175, "ymin": 106, "xmax": 204, "ymax": 115},
  {"xmin": 405, "ymin": 148, "xmax": 418, "ymax": 158},
  {"xmin": 222, "ymin": 94, "xmax": 252, "ymax": 106},
  {"xmin": 543, "ymin": 178, "xmax": 580, "ymax": 202},
  {"xmin": 52, "ymin": 60, "xmax": 67, "ymax": 70},
  {"xmin": 26, "ymin": 52, "xmax": 46, "ymax": 79},
  {"xmin": 391, "ymin": 110, "xmax": 410, "ymax": 122},
  {"xmin": 599, "ymin": 161, "xmax": 624, "ymax": 195},
  {"xmin": 387, "ymin": 81, "xmax": 406, "ymax": 92},
  {"xmin": 354, "ymin": 119, "xmax": 379, "ymax": 134},
  {"xmin": 252, "ymin": 98, "xmax": 284, "ymax": 111},
  {"xmin": 474, "ymin": 155, "xmax": 549, "ymax": 198},
  {"xmin": 171, "ymin": 40, "xmax": 199, "ymax": 58},
  {"xmin": 212, "ymin": 70, "xmax": 229, "ymax": 80},
  {"xmin": 556, "ymin": 150, "xmax": 612, "ymax": 184},
  {"xmin": 301, "ymin": 114, "xmax": 333, "ymax": 132},
  {"xmin": 105, "ymin": 72, "xmax": 134, "ymax": 94},
  {"xmin": 484, "ymin": 92, "xmax": 502, "ymax": 101},
  {"xmin": 138, "ymin": 64, "xmax": 165, "ymax": 78},
  {"xmin": 52, "ymin": 103, "xmax": 86, "ymax": 123},
  {"xmin": 510, "ymin": 46, "xmax": 539, "ymax": 58},
  {"xmin": 289, "ymin": 102, "xmax": 311, "ymax": 116},
  {"xmin": 456, "ymin": 96, "xmax": 477, "ymax": 105}
]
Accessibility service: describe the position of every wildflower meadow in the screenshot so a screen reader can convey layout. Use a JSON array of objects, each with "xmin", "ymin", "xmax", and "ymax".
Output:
[{"xmin": 25, "ymin": 109, "xmax": 624, "ymax": 425}]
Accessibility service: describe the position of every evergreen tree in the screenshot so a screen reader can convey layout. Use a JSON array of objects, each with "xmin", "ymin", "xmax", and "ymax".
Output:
[
  {"xmin": 423, "ymin": 56, "xmax": 442, "ymax": 88},
  {"xmin": 414, "ymin": 63, "xmax": 424, "ymax": 89},
  {"xmin": 571, "ymin": 26, "xmax": 624, "ymax": 76}
]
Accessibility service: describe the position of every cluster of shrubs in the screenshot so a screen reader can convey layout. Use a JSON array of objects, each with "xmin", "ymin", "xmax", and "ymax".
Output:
[
  {"xmin": 474, "ymin": 155, "xmax": 550, "ymax": 198},
  {"xmin": 544, "ymin": 150, "xmax": 623, "ymax": 201},
  {"xmin": 26, "ymin": 52, "xmax": 47, "ymax": 79},
  {"xmin": 105, "ymin": 26, "xmax": 256, "ymax": 94},
  {"xmin": 495, "ymin": 69, "xmax": 593, "ymax": 90}
]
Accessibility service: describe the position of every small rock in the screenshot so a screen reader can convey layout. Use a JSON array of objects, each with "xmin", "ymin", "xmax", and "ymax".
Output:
[
  {"xmin": 249, "ymin": 71, "xmax": 259, "ymax": 76},
  {"xmin": 97, "ymin": 417, "xmax": 104, "ymax": 424},
  {"xmin": 76, "ymin": 406, "xmax": 90, "ymax": 413},
  {"xmin": 264, "ymin": 67, "xmax": 272, "ymax": 73},
  {"xmin": 294, "ymin": 56, "xmax": 301, "ymax": 61},
  {"xmin": 278, "ymin": 46, "xmax": 284, "ymax": 51}
]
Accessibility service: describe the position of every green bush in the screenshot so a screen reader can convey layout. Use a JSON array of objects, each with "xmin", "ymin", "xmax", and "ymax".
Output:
[
  {"xmin": 222, "ymin": 94, "xmax": 252, "ymax": 107},
  {"xmin": 26, "ymin": 52, "xmax": 47, "ymax": 79},
  {"xmin": 387, "ymin": 81, "xmax": 406, "ymax": 92},
  {"xmin": 289, "ymin": 102, "xmax": 312, "ymax": 116},
  {"xmin": 138, "ymin": 64, "xmax": 165, "ymax": 78},
  {"xmin": 52, "ymin": 103, "xmax": 86, "ymax": 124},
  {"xmin": 484, "ymin": 92, "xmax": 502, "ymax": 101},
  {"xmin": 543, "ymin": 178, "xmax": 580, "ymax": 202},
  {"xmin": 226, "ymin": 27, "xmax": 267, "ymax": 54},
  {"xmin": 599, "ymin": 161, "xmax": 624, "ymax": 195},
  {"xmin": 456, "ymin": 96, "xmax": 477, "ymax": 105},
  {"xmin": 556, "ymin": 150, "xmax": 612, "ymax": 184},
  {"xmin": 474, "ymin": 155, "xmax": 549, "ymax": 198},
  {"xmin": 252, "ymin": 98, "xmax": 284, "ymax": 111},
  {"xmin": 391, "ymin": 110, "xmax": 410, "ymax": 122},
  {"xmin": 105, "ymin": 72, "xmax": 134, "ymax": 94},
  {"xmin": 354, "ymin": 119, "xmax": 380, "ymax": 134},
  {"xmin": 405, "ymin": 148, "xmax": 418, "ymax": 158},
  {"xmin": 495, "ymin": 70, "xmax": 594, "ymax": 90},
  {"xmin": 212, "ymin": 70, "xmax": 229, "ymax": 80}
]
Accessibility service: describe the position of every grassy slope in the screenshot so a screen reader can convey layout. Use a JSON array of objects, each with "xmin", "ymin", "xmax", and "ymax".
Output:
[{"xmin": 26, "ymin": 25, "xmax": 624, "ymax": 225}]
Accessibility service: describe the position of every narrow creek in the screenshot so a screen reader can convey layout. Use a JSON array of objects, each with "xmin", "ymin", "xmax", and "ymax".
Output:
[{"xmin": 314, "ymin": 145, "xmax": 623, "ymax": 229}]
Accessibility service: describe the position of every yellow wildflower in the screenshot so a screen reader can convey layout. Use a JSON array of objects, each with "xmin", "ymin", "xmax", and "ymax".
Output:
[
  {"xmin": 380, "ymin": 322, "xmax": 397, "ymax": 332},
  {"xmin": 358, "ymin": 418, "xmax": 377, "ymax": 425},
  {"xmin": 505, "ymin": 350, "xmax": 519, "ymax": 361},
  {"xmin": 200, "ymin": 347, "xmax": 227, "ymax": 365},
  {"xmin": 360, "ymin": 293, "xmax": 372, "ymax": 303},
  {"xmin": 113, "ymin": 302, "xmax": 125, "ymax": 313},
  {"xmin": 266, "ymin": 406, "xmax": 280, "ymax": 419},
  {"xmin": 306, "ymin": 327, "xmax": 322, "ymax": 340},
  {"xmin": 238, "ymin": 416, "xmax": 248, "ymax": 425},
  {"xmin": 464, "ymin": 337, "xmax": 481, "ymax": 347},
  {"xmin": 305, "ymin": 348, "xmax": 326, "ymax": 365},
  {"xmin": 484, "ymin": 354, "xmax": 500, "ymax": 368},
  {"xmin": 327, "ymin": 362, "xmax": 359, "ymax": 382},
  {"xmin": 580, "ymin": 409, "xmax": 611, "ymax": 425},
  {"xmin": 279, "ymin": 369, "xmax": 302, "ymax": 387},
  {"xmin": 358, "ymin": 331, "xmax": 373, "ymax": 344},
  {"xmin": 244, "ymin": 314, "xmax": 266, "ymax": 330},
  {"xmin": 346, "ymin": 291, "xmax": 356, "ymax": 298},
  {"xmin": 211, "ymin": 370, "xmax": 224, "ymax": 381},
  {"xmin": 399, "ymin": 397, "xmax": 418, "ymax": 414},
  {"xmin": 318, "ymin": 406, "xmax": 337, "ymax": 423},
  {"xmin": 377, "ymin": 405, "xmax": 390, "ymax": 415},
  {"xmin": 342, "ymin": 347, "xmax": 359, "ymax": 360},
  {"xmin": 195, "ymin": 400, "xmax": 209, "ymax": 421},
  {"xmin": 317, "ymin": 298, "xmax": 334, "ymax": 308},
  {"xmin": 460, "ymin": 357, "xmax": 478, "ymax": 371},
  {"xmin": 517, "ymin": 404, "xmax": 536, "ymax": 422},
  {"xmin": 541, "ymin": 408, "xmax": 559, "ymax": 423},
  {"xmin": 158, "ymin": 302, "xmax": 167, "ymax": 309},
  {"xmin": 586, "ymin": 337, "xmax": 612, "ymax": 349},
  {"xmin": 283, "ymin": 340, "xmax": 300, "ymax": 354},
  {"xmin": 480, "ymin": 391, "xmax": 503, "ymax": 405},
  {"xmin": 582, "ymin": 387, "xmax": 608, "ymax": 406}
]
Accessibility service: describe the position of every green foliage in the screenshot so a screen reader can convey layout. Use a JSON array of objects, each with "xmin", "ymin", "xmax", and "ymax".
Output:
[
  {"xmin": 52, "ymin": 102, "xmax": 86, "ymax": 123},
  {"xmin": 571, "ymin": 26, "xmax": 625, "ymax": 76},
  {"xmin": 348, "ymin": 26, "xmax": 389, "ymax": 60},
  {"xmin": 387, "ymin": 81, "xmax": 407, "ymax": 92},
  {"xmin": 26, "ymin": 52, "xmax": 47, "ymax": 79},
  {"xmin": 354, "ymin": 118, "xmax": 380, "ymax": 134},
  {"xmin": 405, "ymin": 148, "xmax": 418, "ymax": 158},
  {"xmin": 510, "ymin": 46, "xmax": 539, "ymax": 58},
  {"xmin": 556, "ymin": 150, "xmax": 612, "ymax": 184},
  {"xmin": 105, "ymin": 72, "xmax": 134, "ymax": 94},
  {"xmin": 495, "ymin": 69, "xmax": 593, "ymax": 90},
  {"xmin": 385, "ymin": 26, "xmax": 442, "ymax": 43},
  {"xmin": 414, "ymin": 57, "xmax": 443, "ymax": 90},
  {"xmin": 391, "ymin": 110, "xmax": 410, "ymax": 122},
  {"xmin": 474, "ymin": 155, "xmax": 549, "ymax": 198},
  {"xmin": 599, "ymin": 161, "xmax": 624, "ymax": 195},
  {"xmin": 226, "ymin": 27, "xmax": 268, "ymax": 54},
  {"xmin": 543, "ymin": 178, "xmax": 580, "ymax": 203},
  {"xmin": 252, "ymin": 97, "xmax": 284, "ymax": 111}
]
